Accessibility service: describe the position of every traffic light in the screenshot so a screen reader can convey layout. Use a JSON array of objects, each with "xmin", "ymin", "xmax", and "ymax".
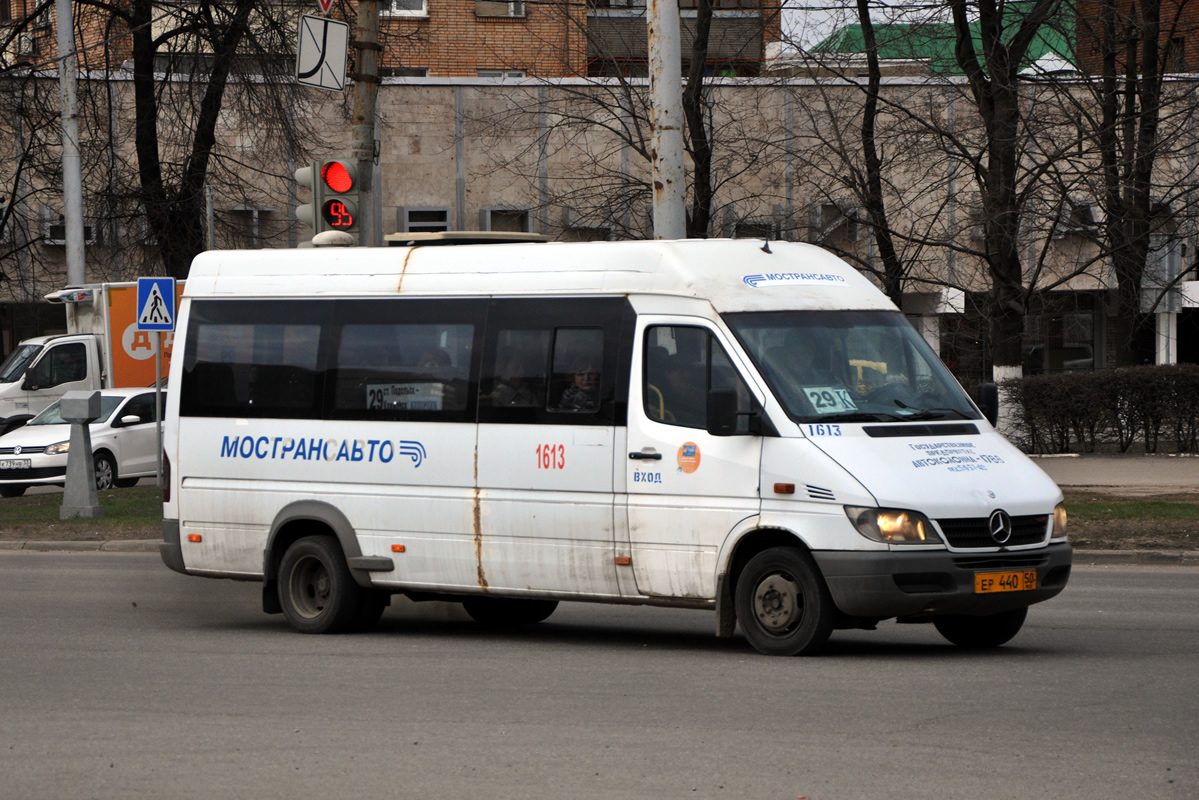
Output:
[
  {"xmin": 295, "ymin": 161, "xmax": 324, "ymax": 242},
  {"xmin": 318, "ymin": 160, "xmax": 359, "ymax": 245},
  {"xmin": 294, "ymin": 159, "xmax": 360, "ymax": 245}
]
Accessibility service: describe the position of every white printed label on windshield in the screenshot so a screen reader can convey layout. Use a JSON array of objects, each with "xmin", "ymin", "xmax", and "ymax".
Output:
[
  {"xmin": 367, "ymin": 383, "xmax": 444, "ymax": 411},
  {"xmin": 804, "ymin": 386, "xmax": 858, "ymax": 414}
]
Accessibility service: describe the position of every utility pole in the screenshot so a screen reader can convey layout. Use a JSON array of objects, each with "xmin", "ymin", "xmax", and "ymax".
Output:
[
  {"xmin": 351, "ymin": 1, "xmax": 381, "ymax": 246},
  {"xmin": 647, "ymin": 0, "xmax": 686, "ymax": 240},
  {"xmin": 55, "ymin": 0, "xmax": 86, "ymax": 284}
]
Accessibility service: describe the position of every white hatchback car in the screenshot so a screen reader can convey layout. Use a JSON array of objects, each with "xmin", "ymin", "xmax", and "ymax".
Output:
[{"xmin": 0, "ymin": 388, "xmax": 165, "ymax": 497}]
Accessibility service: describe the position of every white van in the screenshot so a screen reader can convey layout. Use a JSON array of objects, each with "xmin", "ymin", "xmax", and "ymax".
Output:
[{"xmin": 160, "ymin": 238, "xmax": 1071, "ymax": 655}]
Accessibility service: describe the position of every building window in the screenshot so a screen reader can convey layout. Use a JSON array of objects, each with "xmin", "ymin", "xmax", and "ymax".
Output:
[
  {"xmin": 381, "ymin": 66, "xmax": 429, "ymax": 77},
  {"xmin": 477, "ymin": 69, "xmax": 526, "ymax": 79},
  {"xmin": 477, "ymin": 0, "xmax": 525, "ymax": 17},
  {"xmin": 382, "ymin": 0, "xmax": 427, "ymax": 16},
  {"xmin": 733, "ymin": 219, "xmax": 777, "ymax": 240},
  {"xmin": 402, "ymin": 208, "xmax": 450, "ymax": 233},
  {"xmin": 1171, "ymin": 37, "xmax": 1187, "ymax": 72},
  {"xmin": 228, "ymin": 206, "xmax": 278, "ymax": 248},
  {"xmin": 482, "ymin": 208, "xmax": 531, "ymax": 232},
  {"xmin": 42, "ymin": 208, "xmax": 98, "ymax": 246}
]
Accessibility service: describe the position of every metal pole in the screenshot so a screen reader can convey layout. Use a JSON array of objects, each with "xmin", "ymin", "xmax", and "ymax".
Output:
[
  {"xmin": 55, "ymin": 0, "xmax": 86, "ymax": 284},
  {"xmin": 648, "ymin": 0, "xmax": 686, "ymax": 240},
  {"xmin": 352, "ymin": 1, "xmax": 380, "ymax": 246}
]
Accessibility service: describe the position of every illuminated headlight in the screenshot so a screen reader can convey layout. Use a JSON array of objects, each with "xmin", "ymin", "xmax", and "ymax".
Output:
[
  {"xmin": 845, "ymin": 506, "xmax": 940, "ymax": 545},
  {"xmin": 1052, "ymin": 503, "xmax": 1068, "ymax": 540},
  {"xmin": 44, "ymin": 441, "xmax": 70, "ymax": 456}
]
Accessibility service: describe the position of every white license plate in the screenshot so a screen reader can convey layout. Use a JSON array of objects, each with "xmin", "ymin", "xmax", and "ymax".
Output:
[{"xmin": 0, "ymin": 459, "xmax": 31, "ymax": 469}]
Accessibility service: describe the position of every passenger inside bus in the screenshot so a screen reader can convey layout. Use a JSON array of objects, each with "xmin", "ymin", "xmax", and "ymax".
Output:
[
  {"xmin": 491, "ymin": 350, "xmax": 540, "ymax": 407},
  {"xmin": 558, "ymin": 359, "xmax": 599, "ymax": 411}
]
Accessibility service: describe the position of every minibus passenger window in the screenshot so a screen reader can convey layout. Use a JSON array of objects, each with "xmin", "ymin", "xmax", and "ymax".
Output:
[
  {"xmin": 335, "ymin": 323, "xmax": 474, "ymax": 414},
  {"xmin": 550, "ymin": 329, "xmax": 603, "ymax": 413}
]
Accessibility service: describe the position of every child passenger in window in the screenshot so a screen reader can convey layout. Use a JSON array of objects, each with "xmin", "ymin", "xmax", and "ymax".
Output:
[{"xmin": 559, "ymin": 360, "xmax": 599, "ymax": 411}]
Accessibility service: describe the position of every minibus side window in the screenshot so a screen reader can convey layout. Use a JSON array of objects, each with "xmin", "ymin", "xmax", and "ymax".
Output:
[
  {"xmin": 644, "ymin": 326, "xmax": 751, "ymax": 432},
  {"xmin": 550, "ymin": 329, "xmax": 603, "ymax": 413},
  {"xmin": 180, "ymin": 301, "xmax": 325, "ymax": 418},
  {"xmin": 478, "ymin": 297, "xmax": 633, "ymax": 426},
  {"xmin": 484, "ymin": 330, "xmax": 551, "ymax": 412},
  {"xmin": 333, "ymin": 323, "xmax": 475, "ymax": 417}
]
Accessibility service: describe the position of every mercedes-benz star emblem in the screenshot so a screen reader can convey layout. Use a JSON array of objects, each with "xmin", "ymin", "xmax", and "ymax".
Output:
[{"xmin": 989, "ymin": 509, "xmax": 1013, "ymax": 544}]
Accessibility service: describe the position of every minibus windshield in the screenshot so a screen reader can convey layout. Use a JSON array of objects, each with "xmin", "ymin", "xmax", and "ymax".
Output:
[
  {"xmin": 724, "ymin": 310, "xmax": 980, "ymax": 424},
  {"xmin": 0, "ymin": 344, "xmax": 42, "ymax": 383}
]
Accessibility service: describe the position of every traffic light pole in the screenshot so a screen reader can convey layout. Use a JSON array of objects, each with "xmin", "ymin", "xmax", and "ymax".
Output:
[{"xmin": 351, "ymin": 1, "xmax": 381, "ymax": 246}]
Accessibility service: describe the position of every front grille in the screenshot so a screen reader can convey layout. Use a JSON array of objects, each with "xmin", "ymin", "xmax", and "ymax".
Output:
[
  {"xmin": 953, "ymin": 554, "xmax": 1050, "ymax": 570},
  {"xmin": 936, "ymin": 515, "xmax": 1049, "ymax": 548},
  {"xmin": 0, "ymin": 446, "xmax": 46, "ymax": 455},
  {"xmin": 0, "ymin": 466, "xmax": 65, "ymax": 480}
]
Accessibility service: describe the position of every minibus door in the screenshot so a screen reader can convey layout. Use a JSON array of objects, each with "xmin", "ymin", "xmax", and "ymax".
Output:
[{"xmin": 624, "ymin": 320, "xmax": 762, "ymax": 600}]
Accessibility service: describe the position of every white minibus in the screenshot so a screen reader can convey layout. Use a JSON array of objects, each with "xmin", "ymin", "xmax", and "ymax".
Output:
[{"xmin": 160, "ymin": 237, "xmax": 1071, "ymax": 655}]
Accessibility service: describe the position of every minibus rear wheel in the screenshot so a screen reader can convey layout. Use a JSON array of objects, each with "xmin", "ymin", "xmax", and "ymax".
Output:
[
  {"xmin": 735, "ymin": 547, "xmax": 835, "ymax": 656},
  {"xmin": 278, "ymin": 535, "xmax": 364, "ymax": 634},
  {"xmin": 933, "ymin": 607, "xmax": 1027, "ymax": 648},
  {"xmin": 462, "ymin": 597, "xmax": 558, "ymax": 626}
]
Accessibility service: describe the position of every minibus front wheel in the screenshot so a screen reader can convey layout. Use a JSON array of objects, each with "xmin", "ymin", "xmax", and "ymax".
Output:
[
  {"xmin": 735, "ymin": 547, "xmax": 835, "ymax": 656},
  {"xmin": 278, "ymin": 535, "xmax": 365, "ymax": 634}
]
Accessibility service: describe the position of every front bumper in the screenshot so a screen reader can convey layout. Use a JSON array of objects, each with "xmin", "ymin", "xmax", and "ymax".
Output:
[
  {"xmin": 0, "ymin": 463, "xmax": 67, "ymax": 486},
  {"xmin": 813, "ymin": 543, "xmax": 1073, "ymax": 619}
]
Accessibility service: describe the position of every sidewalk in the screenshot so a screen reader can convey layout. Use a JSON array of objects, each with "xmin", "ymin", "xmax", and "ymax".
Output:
[{"xmin": 1031, "ymin": 452, "xmax": 1199, "ymax": 496}]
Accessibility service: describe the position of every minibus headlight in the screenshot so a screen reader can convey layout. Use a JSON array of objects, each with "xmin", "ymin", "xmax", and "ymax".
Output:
[
  {"xmin": 45, "ymin": 440, "xmax": 70, "ymax": 456},
  {"xmin": 845, "ymin": 506, "xmax": 940, "ymax": 545},
  {"xmin": 1052, "ymin": 503, "xmax": 1068, "ymax": 540}
]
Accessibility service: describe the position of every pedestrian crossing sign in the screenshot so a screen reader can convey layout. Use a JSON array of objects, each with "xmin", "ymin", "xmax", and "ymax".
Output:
[{"xmin": 137, "ymin": 277, "xmax": 177, "ymax": 331}]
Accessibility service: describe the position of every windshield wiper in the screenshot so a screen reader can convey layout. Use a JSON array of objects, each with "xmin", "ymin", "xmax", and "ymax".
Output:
[
  {"xmin": 806, "ymin": 411, "xmax": 899, "ymax": 423},
  {"xmin": 891, "ymin": 402, "xmax": 975, "ymax": 421}
]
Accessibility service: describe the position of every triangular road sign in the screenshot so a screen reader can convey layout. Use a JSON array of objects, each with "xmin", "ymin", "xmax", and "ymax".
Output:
[{"xmin": 318, "ymin": 0, "xmax": 333, "ymax": 13}]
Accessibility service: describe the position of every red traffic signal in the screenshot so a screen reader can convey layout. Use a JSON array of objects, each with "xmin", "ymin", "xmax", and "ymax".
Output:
[{"xmin": 321, "ymin": 161, "xmax": 355, "ymax": 194}]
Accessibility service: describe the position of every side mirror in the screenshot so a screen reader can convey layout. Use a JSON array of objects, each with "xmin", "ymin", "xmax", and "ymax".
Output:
[
  {"xmin": 118, "ymin": 415, "xmax": 141, "ymax": 426},
  {"xmin": 977, "ymin": 382, "xmax": 999, "ymax": 427},
  {"xmin": 706, "ymin": 388, "xmax": 740, "ymax": 437}
]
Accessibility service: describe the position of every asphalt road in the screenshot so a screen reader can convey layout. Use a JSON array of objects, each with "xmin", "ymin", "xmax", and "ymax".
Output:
[{"xmin": 0, "ymin": 553, "xmax": 1195, "ymax": 800}]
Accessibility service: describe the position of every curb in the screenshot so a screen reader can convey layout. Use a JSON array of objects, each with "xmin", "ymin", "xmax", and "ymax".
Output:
[
  {"xmin": 0, "ymin": 540, "xmax": 1197, "ymax": 565},
  {"xmin": 0, "ymin": 539, "xmax": 160, "ymax": 553}
]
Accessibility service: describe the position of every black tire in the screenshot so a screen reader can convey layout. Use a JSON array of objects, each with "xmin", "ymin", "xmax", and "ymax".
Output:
[
  {"xmin": 114, "ymin": 477, "xmax": 140, "ymax": 489},
  {"xmin": 462, "ymin": 596, "xmax": 559, "ymax": 626},
  {"xmin": 934, "ymin": 607, "xmax": 1028, "ymax": 649},
  {"xmin": 93, "ymin": 452, "xmax": 116, "ymax": 491},
  {"xmin": 0, "ymin": 485, "xmax": 27, "ymax": 498},
  {"xmin": 735, "ymin": 546, "xmax": 835, "ymax": 656},
  {"xmin": 277, "ymin": 535, "xmax": 364, "ymax": 634}
]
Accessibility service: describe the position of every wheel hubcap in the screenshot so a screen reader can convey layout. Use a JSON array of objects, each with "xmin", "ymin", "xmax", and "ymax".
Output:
[
  {"xmin": 754, "ymin": 574, "xmax": 802, "ymax": 633},
  {"xmin": 95, "ymin": 460, "xmax": 113, "ymax": 490},
  {"xmin": 290, "ymin": 556, "xmax": 331, "ymax": 619}
]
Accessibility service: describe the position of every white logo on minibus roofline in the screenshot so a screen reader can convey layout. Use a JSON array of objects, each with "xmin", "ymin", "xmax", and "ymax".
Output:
[{"xmin": 742, "ymin": 272, "xmax": 848, "ymax": 288}]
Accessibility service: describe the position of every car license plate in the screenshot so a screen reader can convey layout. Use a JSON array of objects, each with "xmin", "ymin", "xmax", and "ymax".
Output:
[
  {"xmin": 975, "ymin": 570, "xmax": 1037, "ymax": 594},
  {"xmin": 0, "ymin": 459, "xmax": 31, "ymax": 470}
]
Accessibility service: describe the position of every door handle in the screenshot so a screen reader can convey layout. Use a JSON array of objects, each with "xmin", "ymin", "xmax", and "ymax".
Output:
[{"xmin": 629, "ymin": 451, "xmax": 662, "ymax": 460}]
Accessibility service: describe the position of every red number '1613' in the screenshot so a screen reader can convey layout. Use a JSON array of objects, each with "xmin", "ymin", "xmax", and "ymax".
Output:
[{"xmin": 536, "ymin": 444, "xmax": 565, "ymax": 470}]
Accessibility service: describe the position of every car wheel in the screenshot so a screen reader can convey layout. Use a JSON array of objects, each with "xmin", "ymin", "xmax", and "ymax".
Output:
[
  {"xmin": 277, "ymin": 535, "xmax": 364, "ymax": 634},
  {"xmin": 934, "ymin": 608, "xmax": 1028, "ymax": 649},
  {"xmin": 0, "ymin": 485, "xmax": 27, "ymax": 498},
  {"xmin": 113, "ymin": 478, "xmax": 140, "ymax": 489},
  {"xmin": 462, "ymin": 597, "xmax": 559, "ymax": 626},
  {"xmin": 93, "ymin": 452, "xmax": 116, "ymax": 491},
  {"xmin": 735, "ymin": 546, "xmax": 835, "ymax": 656}
]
